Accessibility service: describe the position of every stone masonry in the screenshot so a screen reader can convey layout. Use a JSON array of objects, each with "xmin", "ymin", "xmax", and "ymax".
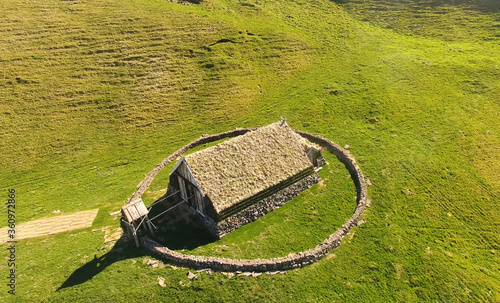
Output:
[
  {"xmin": 127, "ymin": 128, "xmax": 368, "ymax": 272},
  {"xmin": 206, "ymin": 173, "xmax": 320, "ymax": 239}
]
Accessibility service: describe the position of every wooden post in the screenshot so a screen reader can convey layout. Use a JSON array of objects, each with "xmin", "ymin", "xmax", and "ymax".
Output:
[{"xmin": 146, "ymin": 217, "xmax": 155, "ymax": 237}]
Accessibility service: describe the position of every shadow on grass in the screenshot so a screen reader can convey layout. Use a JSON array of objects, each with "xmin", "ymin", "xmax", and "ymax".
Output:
[
  {"xmin": 144, "ymin": 192, "xmax": 217, "ymax": 250},
  {"xmin": 57, "ymin": 213, "xmax": 215, "ymax": 290},
  {"xmin": 152, "ymin": 219, "xmax": 216, "ymax": 251},
  {"xmin": 346, "ymin": 0, "xmax": 500, "ymax": 12},
  {"xmin": 57, "ymin": 236, "xmax": 143, "ymax": 291}
]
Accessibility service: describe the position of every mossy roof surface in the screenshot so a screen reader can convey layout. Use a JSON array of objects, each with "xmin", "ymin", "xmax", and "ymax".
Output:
[{"xmin": 184, "ymin": 122, "xmax": 313, "ymax": 214}]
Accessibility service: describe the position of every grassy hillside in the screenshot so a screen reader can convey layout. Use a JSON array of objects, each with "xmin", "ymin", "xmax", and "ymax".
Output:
[{"xmin": 1, "ymin": 0, "xmax": 498, "ymax": 302}]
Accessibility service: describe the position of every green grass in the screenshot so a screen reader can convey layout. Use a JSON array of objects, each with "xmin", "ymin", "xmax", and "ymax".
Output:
[{"xmin": 1, "ymin": 0, "xmax": 499, "ymax": 302}]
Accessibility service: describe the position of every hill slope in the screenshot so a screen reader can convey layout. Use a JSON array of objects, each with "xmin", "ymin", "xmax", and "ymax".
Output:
[{"xmin": 0, "ymin": 0, "xmax": 498, "ymax": 302}]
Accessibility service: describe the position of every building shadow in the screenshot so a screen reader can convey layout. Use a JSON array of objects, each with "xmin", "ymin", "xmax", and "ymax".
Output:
[
  {"xmin": 57, "ymin": 235, "xmax": 144, "ymax": 291},
  {"xmin": 152, "ymin": 218, "xmax": 216, "ymax": 250},
  {"xmin": 146, "ymin": 190, "xmax": 217, "ymax": 250},
  {"xmin": 58, "ymin": 199, "xmax": 215, "ymax": 290}
]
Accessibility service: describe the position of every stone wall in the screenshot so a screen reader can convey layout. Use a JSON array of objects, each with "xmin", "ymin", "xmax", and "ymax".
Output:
[{"xmin": 128, "ymin": 128, "xmax": 368, "ymax": 272}]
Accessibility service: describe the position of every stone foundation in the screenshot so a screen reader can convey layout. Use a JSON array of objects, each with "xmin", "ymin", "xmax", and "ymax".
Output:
[
  {"xmin": 316, "ymin": 155, "xmax": 326, "ymax": 167},
  {"xmin": 213, "ymin": 173, "xmax": 319, "ymax": 238}
]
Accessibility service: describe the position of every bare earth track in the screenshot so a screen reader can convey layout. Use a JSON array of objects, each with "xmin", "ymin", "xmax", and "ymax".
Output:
[{"xmin": 0, "ymin": 209, "xmax": 98, "ymax": 243}]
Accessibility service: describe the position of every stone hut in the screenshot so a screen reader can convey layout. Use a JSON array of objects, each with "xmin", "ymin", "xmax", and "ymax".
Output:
[{"xmin": 167, "ymin": 121, "xmax": 325, "ymax": 238}]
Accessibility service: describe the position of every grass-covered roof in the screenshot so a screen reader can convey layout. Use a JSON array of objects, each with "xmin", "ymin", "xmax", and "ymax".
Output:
[{"xmin": 184, "ymin": 122, "xmax": 313, "ymax": 214}]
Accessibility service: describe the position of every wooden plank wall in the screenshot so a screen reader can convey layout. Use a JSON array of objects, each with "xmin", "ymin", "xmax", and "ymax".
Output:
[{"xmin": 174, "ymin": 160, "xmax": 205, "ymax": 214}]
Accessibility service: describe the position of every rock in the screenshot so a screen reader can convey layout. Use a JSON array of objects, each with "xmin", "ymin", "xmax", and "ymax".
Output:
[
  {"xmin": 108, "ymin": 210, "xmax": 121, "ymax": 216},
  {"xmin": 147, "ymin": 259, "xmax": 159, "ymax": 268},
  {"xmin": 197, "ymin": 268, "xmax": 212, "ymax": 275},
  {"xmin": 187, "ymin": 271, "xmax": 199, "ymax": 279},
  {"xmin": 267, "ymin": 271, "xmax": 285, "ymax": 275},
  {"xmin": 158, "ymin": 276, "xmax": 166, "ymax": 288},
  {"xmin": 344, "ymin": 144, "xmax": 350, "ymax": 150},
  {"xmin": 222, "ymin": 272, "xmax": 235, "ymax": 279}
]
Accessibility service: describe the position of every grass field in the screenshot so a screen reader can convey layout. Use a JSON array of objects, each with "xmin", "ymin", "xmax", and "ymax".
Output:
[{"xmin": 1, "ymin": 0, "xmax": 499, "ymax": 302}]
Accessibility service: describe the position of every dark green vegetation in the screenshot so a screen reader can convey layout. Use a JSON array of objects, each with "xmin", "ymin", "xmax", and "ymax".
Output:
[
  {"xmin": 347, "ymin": 0, "xmax": 500, "ymax": 40},
  {"xmin": 1, "ymin": 0, "xmax": 498, "ymax": 302}
]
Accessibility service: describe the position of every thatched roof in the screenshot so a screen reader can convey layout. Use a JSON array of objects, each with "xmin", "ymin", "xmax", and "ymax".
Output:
[{"xmin": 184, "ymin": 121, "xmax": 314, "ymax": 214}]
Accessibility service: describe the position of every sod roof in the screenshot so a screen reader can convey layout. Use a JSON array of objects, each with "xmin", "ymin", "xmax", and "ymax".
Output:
[{"xmin": 184, "ymin": 122, "xmax": 314, "ymax": 214}]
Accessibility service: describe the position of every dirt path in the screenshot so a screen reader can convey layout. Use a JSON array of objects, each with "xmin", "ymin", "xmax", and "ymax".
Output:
[{"xmin": 0, "ymin": 209, "xmax": 99, "ymax": 244}]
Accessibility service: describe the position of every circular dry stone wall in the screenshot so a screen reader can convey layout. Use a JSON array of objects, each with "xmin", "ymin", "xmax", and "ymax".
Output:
[{"xmin": 129, "ymin": 128, "xmax": 368, "ymax": 272}]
